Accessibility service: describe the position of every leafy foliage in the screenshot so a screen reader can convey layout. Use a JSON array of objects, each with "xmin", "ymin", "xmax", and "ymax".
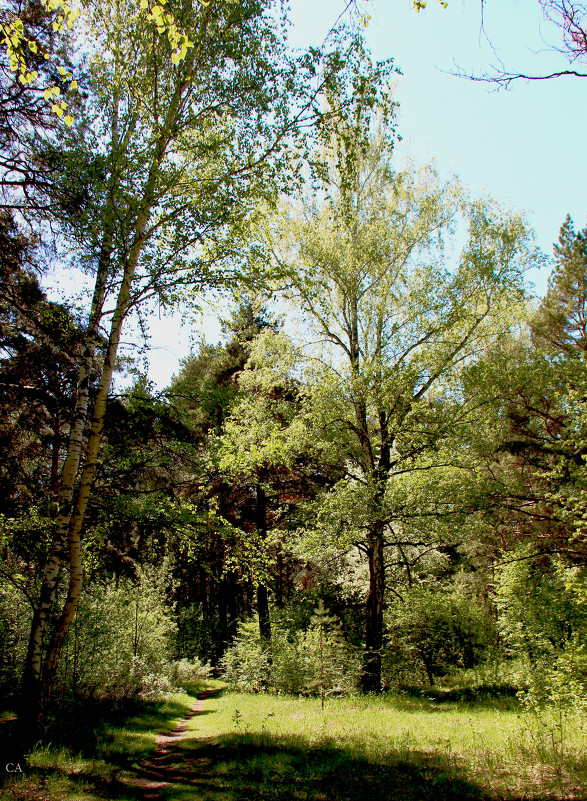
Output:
[
  {"xmin": 1, "ymin": 0, "xmax": 587, "ymax": 741},
  {"xmin": 497, "ymin": 548, "xmax": 587, "ymax": 711},
  {"xmin": 386, "ymin": 587, "xmax": 496, "ymax": 687},
  {"xmin": 220, "ymin": 605, "xmax": 360, "ymax": 696}
]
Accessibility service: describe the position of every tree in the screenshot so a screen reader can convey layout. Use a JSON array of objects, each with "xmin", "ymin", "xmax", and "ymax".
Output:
[
  {"xmin": 532, "ymin": 215, "xmax": 587, "ymax": 356},
  {"xmin": 168, "ymin": 300, "xmax": 280, "ymax": 657},
  {"xmin": 170, "ymin": 300, "xmax": 278, "ymax": 440},
  {"xmin": 0, "ymin": 0, "xmax": 80, "ymax": 205},
  {"xmin": 303, "ymin": 600, "xmax": 358, "ymax": 706},
  {"xmin": 271, "ymin": 91, "xmax": 535, "ymax": 690},
  {"xmin": 198, "ymin": 310, "xmax": 341, "ymax": 647},
  {"xmin": 18, "ymin": 0, "xmax": 345, "ymax": 731},
  {"xmin": 439, "ymin": 216, "xmax": 587, "ymax": 710},
  {"xmin": 528, "ymin": 217, "xmax": 587, "ymax": 559},
  {"xmin": 467, "ymin": 216, "xmax": 587, "ymax": 565},
  {"xmin": 0, "ymin": 211, "xmax": 84, "ymax": 518}
]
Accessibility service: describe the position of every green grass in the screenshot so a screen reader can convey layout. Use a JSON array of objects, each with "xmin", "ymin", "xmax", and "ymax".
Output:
[
  {"xmin": 0, "ymin": 690, "xmax": 200, "ymax": 801},
  {"xmin": 2, "ymin": 683, "xmax": 586, "ymax": 800},
  {"xmin": 170, "ymin": 690, "xmax": 587, "ymax": 800}
]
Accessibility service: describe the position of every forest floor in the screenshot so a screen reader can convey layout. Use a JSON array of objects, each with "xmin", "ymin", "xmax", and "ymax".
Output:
[{"xmin": 1, "ymin": 682, "xmax": 586, "ymax": 801}]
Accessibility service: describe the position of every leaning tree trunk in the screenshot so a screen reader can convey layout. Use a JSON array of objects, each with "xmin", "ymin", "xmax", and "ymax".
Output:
[
  {"xmin": 19, "ymin": 223, "xmax": 112, "ymax": 740},
  {"xmin": 22, "ymin": 50, "xmax": 197, "ymax": 729},
  {"xmin": 39, "ymin": 247, "xmax": 142, "ymax": 709},
  {"xmin": 19, "ymin": 81, "xmax": 126, "ymax": 738}
]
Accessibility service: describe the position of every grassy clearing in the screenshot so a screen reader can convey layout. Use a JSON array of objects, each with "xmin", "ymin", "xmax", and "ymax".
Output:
[
  {"xmin": 1, "ymin": 683, "xmax": 586, "ymax": 800},
  {"xmin": 170, "ymin": 690, "xmax": 587, "ymax": 801}
]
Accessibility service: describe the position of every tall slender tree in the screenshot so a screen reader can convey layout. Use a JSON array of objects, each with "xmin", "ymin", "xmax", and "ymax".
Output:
[{"xmin": 18, "ymin": 0, "xmax": 346, "ymax": 730}]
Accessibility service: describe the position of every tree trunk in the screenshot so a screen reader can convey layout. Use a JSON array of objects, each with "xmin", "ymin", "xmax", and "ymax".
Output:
[
  {"xmin": 38, "ymin": 177, "xmax": 160, "ymax": 707},
  {"xmin": 423, "ymin": 657, "xmax": 435, "ymax": 687},
  {"xmin": 360, "ymin": 524, "xmax": 385, "ymax": 693},
  {"xmin": 257, "ymin": 583, "xmax": 271, "ymax": 641},
  {"xmin": 359, "ymin": 409, "xmax": 390, "ymax": 694},
  {"xmin": 23, "ymin": 46, "xmax": 199, "ymax": 722},
  {"xmin": 19, "ymin": 226, "xmax": 112, "ymax": 738},
  {"xmin": 225, "ymin": 571, "xmax": 238, "ymax": 643},
  {"xmin": 255, "ymin": 484, "xmax": 271, "ymax": 641},
  {"xmin": 39, "ymin": 261, "xmax": 139, "ymax": 708},
  {"xmin": 20, "ymin": 83, "xmax": 123, "ymax": 730},
  {"xmin": 275, "ymin": 552, "xmax": 284, "ymax": 608}
]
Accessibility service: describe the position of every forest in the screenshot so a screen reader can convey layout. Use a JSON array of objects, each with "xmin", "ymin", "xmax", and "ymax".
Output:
[{"xmin": 1, "ymin": 0, "xmax": 587, "ymax": 799}]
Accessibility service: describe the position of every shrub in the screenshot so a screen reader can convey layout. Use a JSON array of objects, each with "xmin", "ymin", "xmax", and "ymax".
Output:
[
  {"xmin": 0, "ymin": 578, "xmax": 31, "ymax": 701},
  {"xmin": 384, "ymin": 586, "xmax": 496, "ymax": 687},
  {"xmin": 300, "ymin": 601, "xmax": 360, "ymax": 698},
  {"xmin": 219, "ymin": 619, "xmax": 272, "ymax": 692},
  {"xmin": 497, "ymin": 548, "xmax": 587, "ymax": 712},
  {"xmin": 220, "ymin": 604, "xmax": 360, "ymax": 696},
  {"xmin": 57, "ymin": 563, "xmax": 177, "ymax": 699},
  {"xmin": 165, "ymin": 657, "xmax": 211, "ymax": 689}
]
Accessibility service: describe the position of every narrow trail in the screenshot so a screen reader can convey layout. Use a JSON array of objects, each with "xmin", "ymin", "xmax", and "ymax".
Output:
[{"xmin": 125, "ymin": 687, "xmax": 217, "ymax": 801}]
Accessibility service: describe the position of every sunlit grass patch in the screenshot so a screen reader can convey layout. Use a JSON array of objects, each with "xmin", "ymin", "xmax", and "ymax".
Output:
[
  {"xmin": 174, "ymin": 689, "xmax": 587, "ymax": 800},
  {"xmin": 2, "ymin": 685, "xmax": 586, "ymax": 800}
]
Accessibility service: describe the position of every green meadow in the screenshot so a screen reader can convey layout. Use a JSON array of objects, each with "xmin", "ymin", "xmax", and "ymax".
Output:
[{"xmin": 2, "ymin": 684, "xmax": 586, "ymax": 801}]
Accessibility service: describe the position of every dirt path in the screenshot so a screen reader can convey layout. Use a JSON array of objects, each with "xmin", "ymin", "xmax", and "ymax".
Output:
[{"xmin": 124, "ymin": 687, "xmax": 217, "ymax": 801}]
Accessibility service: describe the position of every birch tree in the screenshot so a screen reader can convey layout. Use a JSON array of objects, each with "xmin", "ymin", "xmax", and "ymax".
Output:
[
  {"xmin": 19, "ymin": 0, "xmax": 337, "ymax": 731},
  {"xmin": 274, "ymin": 132, "xmax": 536, "ymax": 691}
]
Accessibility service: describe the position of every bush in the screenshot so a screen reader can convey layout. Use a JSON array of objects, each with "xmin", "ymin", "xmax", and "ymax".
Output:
[
  {"xmin": 0, "ymin": 578, "xmax": 31, "ymax": 701},
  {"xmin": 497, "ymin": 549, "xmax": 587, "ymax": 712},
  {"xmin": 219, "ymin": 619, "xmax": 272, "ymax": 692},
  {"xmin": 0, "ymin": 561, "xmax": 208, "ymax": 705},
  {"xmin": 299, "ymin": 601, "xmax": 360, "ymax": 697},
  {"xmin": 220, "ymin": 604, "xmax": 360, "ymax": 696},
  {"xmin": 384, "ymin": 586, "xmax": 496, "ymax": 687},
  {"xmin": 270, "ymin": 628, "xmax": 307, "ymax": 694},
  {"xmin": 57, "ymin": 563, "xmax": 177, "ymax": 699}
]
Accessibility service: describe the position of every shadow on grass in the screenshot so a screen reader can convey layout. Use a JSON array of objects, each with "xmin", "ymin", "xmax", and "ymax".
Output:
[
  {"xmin": 2, "ymin": 688, "xmax": 583, "ymax": 801},
  {"xmin": 153, "ymin": 732, "xmax": 491, "ymax": 801},
  {"xmin": 399, "ymin": 683, "xmax": 519, "ymax": 703},
  {"xmin": 0, "ymin": 692, "xmax": 195, "ymax": 795},
  {"xmin": 392, "ymin": 684, "xmax": 521, "ymax": 714}
]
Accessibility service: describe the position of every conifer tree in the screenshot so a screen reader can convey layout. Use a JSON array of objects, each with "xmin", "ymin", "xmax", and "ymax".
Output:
[
  {"xmin": 532, "ymin": 215, "xmax": 587, "ymax": 357},
  {"xmin": 303, "ymin": 600, "xmax": 357, "ymax": 705}
]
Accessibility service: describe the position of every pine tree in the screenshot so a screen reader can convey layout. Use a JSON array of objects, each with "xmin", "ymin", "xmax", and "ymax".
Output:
[
  {"xmin": 532, "ymin": 215, "xmax": 587, "ymax": 357},
  {"xmin": 303, "ymin": 600, "xmax": 358, "ymax": 706}
]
